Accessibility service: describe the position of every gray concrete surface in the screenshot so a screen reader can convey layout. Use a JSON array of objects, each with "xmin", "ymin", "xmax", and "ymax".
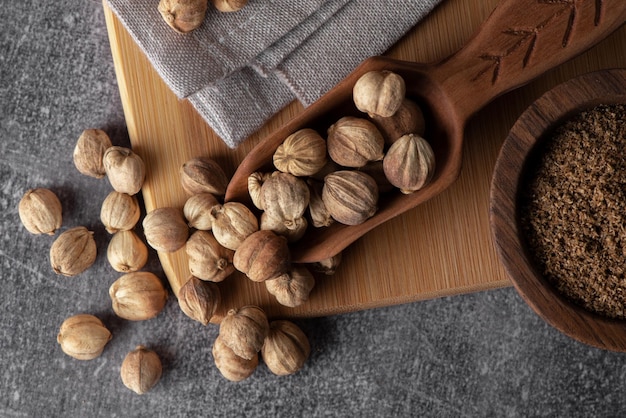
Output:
[{"xmin": 2, "ymin": 1, "xmax": 626, "ymax": 417}]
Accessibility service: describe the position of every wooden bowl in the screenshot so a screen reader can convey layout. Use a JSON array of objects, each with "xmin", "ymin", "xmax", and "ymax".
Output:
[{"xmin": 490, "ymin": 69, "xmax": 626, "ymax": 352}]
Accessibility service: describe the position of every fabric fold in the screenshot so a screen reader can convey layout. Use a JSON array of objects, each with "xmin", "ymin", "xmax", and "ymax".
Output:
[{"xmin": 106, "ymin": 0, "xmax": 443, "ymax": 148}]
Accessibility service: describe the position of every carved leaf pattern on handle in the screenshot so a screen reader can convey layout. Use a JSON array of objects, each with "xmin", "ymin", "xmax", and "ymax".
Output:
[{"xmin": 473, "ymin": 0, "xmax": 603, "ymax": 84}]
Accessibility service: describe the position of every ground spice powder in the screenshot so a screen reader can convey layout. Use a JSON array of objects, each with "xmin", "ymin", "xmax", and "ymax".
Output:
[{"xmin": 521, "ymin": 104, "xmax": 626, "ymax": 319}]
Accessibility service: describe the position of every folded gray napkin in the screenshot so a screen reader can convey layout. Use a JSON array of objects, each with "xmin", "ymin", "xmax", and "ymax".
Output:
[{"xmin": 106, "ymin": 0, "xmax": 442, "ymax": 148}]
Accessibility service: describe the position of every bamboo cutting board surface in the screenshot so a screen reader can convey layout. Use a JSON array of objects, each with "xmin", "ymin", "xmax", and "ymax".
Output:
[{"xmin": 103, "ymin": 0, "xmax": 626, "ymax": 321}]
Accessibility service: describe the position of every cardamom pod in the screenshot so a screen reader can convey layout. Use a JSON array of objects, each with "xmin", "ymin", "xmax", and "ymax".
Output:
[
  {"xmin": 273, "ymin": 128, "xmax": 327, "ymax": 177},
  {"xmin": 120, "ymin": 346, "xmax": 162, "ymax": 394},
  {"xmin": 109, "ymin": 272, "xmax": 168, "ymax": 321},
  {"xmin": 185, "ymin": 230, "xmax": 235, "ymax": 282},
  {"xmin": 261, "ymin": 320, "xmax": 310, "ymax": 376},
  {"xmin": 158, "ymin": 0, "xmax": 208, "ymax": 34},
  {"xmin": 180, "ymin": 157, "xmax": 229, "ymax": 196},
  {"xmin": 212, "ymin": 335, "xmax": 258, "ymax": 382},
  {"xmin": 209, "ymin": 202, "xmax": 258, "ymax": 251},
  {"xmin": 72, "ymin": 129, "xmax": 112, "ymax": 178},
  {"xmin": 18, "ymin": 188, "xmax": 62, "ymax": 235},
  {"xmin": 107, "ymin": 230, "xmax": 148, "ymax": 273},
  {"xmin": 50, "ymin": 226, "xmax": 97, "ymax": 276},
  {"xmin": 327, "ymin": 116, "xmax": 384, "ymax": 168},
  {"xmin": 352, "ymin": 70, "xmax": 406, "ymax": 118},
  {"xmin": 183, "ymin": 193, "xmax": 219, "ymax": 230},
  {"xmin": 178, "ymin": 276, "xmax": 221, "ymax": 325},
  {"xmin": 260, "ymin": 171, "xmax": 310, "ymax": 223},
  {"xmin": 103, "ymin": 146, "xmax": 146, "ymax": 196},
  {"xmin": 100, "ymin": 191, "xmax": 141, "ymax": 234},
  {"xmin": 57, "ymin": 314, "xmax": 112, "ymax": 360},
  {"xmin": 322, "ymin": 170, "xmax": 378, "ymax": 225},
  {"xmin": 142, "ymin": 207, "xmax": 189, "ymax": 253},
  {"xmin": 219, "ymin": 305, "xmax": 269, "ymax": 360},
  {"xmin": 233, "ymin": 230, "xmax": 290, "ymax": 282},
  {"xmin": 382, "ymin": 133, "xmax": 435, "ymax": 194}
]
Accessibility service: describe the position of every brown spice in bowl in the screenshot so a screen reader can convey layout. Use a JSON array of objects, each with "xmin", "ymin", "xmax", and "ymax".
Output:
[{"xmin": 520, "ymin": 104, "xmax": 626, "ymax": 319}]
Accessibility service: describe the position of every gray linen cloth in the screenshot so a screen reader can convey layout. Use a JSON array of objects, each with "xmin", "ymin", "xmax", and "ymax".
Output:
[{"xmin": 106, "ymin": 0, "xmax": 442, "ymax": 148}]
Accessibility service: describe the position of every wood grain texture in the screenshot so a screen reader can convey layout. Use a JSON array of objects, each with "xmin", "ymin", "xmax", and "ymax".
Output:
[
  {"xmin": 490, "ymin": 69, "xmax": 626, "ymax": 352},
  {"xmin": 103, "ymin": 0, "xmax": 626, "ymax": 322}
]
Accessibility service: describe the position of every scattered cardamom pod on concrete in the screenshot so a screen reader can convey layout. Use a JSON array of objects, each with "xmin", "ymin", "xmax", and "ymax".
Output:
[
  {"xmin": 103, "ymin": 146, "xmax": 146, "ymax": 196},
  {"xmin": 18, "ymin": 188, "xmax": 63, "ymax": 235},
  {"xmin": 120, "ymin": 345, "xmax": 162, "ymax": 394},
  {"xmin": 72, "ymin": 129, "xmax": 112, "ymax": 178},
  {"xmin": 109, "ymin": 272, "xmax": 168, "ymax": 321},
  {"xmin": 219, "ymin": 305, "xmax": 269, "ymax": 360},
  {"xmin": 100, "ymin": 191, "xmax": 141, "ymax": 234},
  {"xmin": 50, "ymin": 226, "xmax": 97, "ymax": 276},
  {"xmin": 212, "ymin": 335, "xmax": 258, "ymax": 382},
  {"xmin": 261, "ymin": 320, "xmax": 310, "ymax": 376},
  {"xmin": 107, "ymin": 230, "xmax": 149, "ymax": 273},
  {"xmin": 57, "ymin": 314, "xmax": 112, "ymax": 360}
]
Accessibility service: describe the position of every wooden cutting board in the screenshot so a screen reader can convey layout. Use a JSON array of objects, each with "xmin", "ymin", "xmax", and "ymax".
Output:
[{"xmin": 102, "ymin": 0, "xmax": 626, "ymax": 322}]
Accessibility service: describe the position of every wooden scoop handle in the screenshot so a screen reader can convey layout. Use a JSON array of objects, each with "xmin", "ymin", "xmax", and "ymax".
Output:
[{"xmin": 431, "ymin": 0, "xmax": 626, "ymax": 124}]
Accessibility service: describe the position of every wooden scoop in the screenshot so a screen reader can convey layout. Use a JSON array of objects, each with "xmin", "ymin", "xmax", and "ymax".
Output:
[{"xmin": 226, "ymin": 0, "xmax": 626, "ymax": 263}]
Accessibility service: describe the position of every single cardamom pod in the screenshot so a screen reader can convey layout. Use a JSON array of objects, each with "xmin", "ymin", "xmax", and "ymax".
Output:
[
  {"xmin": 352, "ymin": 70, "xmax": 406, "ymax": 118},
  {"xmin": 233, "ymin": 230, "xmax": 290, "ymax": 283},
  {"xmin": 142, "ymin": 207, "xmax": 189, "ymax": 253},
  {"xmin": 185, "ymin": 230, "xmax": 235, "ymax": 282},
  {"xmin": 327, "ymin": 116, "xmax": 384, "ymax": 168},
  {"xmin": 383, "ymin": 133, "xmax": 435, "ymax": 194},
  {"xmin": 57, "ymin": 314, "xmax": 112, "ymax": 360},
  {"xmin": 209, "ymin": 202, "xmax": 258, "ymax": 251},
  {"xmin": 107, "ymin": 230, "xmax": 149, "ymax": 273},
  {"xmin": 178, "ymin": 276, "xmax": 221, "ymax": 325},
  {"xmin": 158, "ymin": 0, "xmax": 208, "ymax": 34},
  {"xmin": 219, "ymin": 305, "xmax": 269, "ymax": 360},
  {"xmin": 109, "ymin": 272, "xmax": 168, "ymax": 321},
  {"xmin": 50, "ymin": 226, "xmax": 97, "ymax": 276},
  {"xmin": 273, "ymin": 128, "xmax": 327, "ymax": 177},
  {"xmin": 72, "ymin": 129, "xmax": 112, "ymax": 178},
  {"xmin": 183, "ymin": 193, "xmax": 219, "ymax": 230},
  {"xmin": 180, "ymin": 157, "xmax": 229, "ymax": 196},
  {"xmin": 18, "ymin": 188, "xmax": 62, "ymax": 235},
  {"xmin": 322, "ymin": 170, "xmax": 378, "ymax": 225},
  {"xmin": 120, "ymin": 346, "xmax": 162, "ymax": 395},
  {"xmin": 261, "ymin": 320, "xmax": 310, "ymax": 376},
  {"xmin": 265, "ymin": 266, "xmax": 315, "ymax": 308},
  {"xmin": 212, "ymin": 335, "xmax": 258, "ymax": 382},
  {"xmin": 103, "ymin": 146, "xmax": 146, "ymax": 196},
  {"xmin": 260, "ymin": 171, "xmax": 310, "ymax": 223},
  {"xmin": 100, "ymin": 191, "xmax": 141, "ymax": 234}
]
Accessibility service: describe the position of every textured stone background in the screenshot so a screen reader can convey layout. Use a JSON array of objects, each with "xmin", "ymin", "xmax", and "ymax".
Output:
[{"xmin": 2, "ymin": 1, "xmax": 626, "ymax": 417}]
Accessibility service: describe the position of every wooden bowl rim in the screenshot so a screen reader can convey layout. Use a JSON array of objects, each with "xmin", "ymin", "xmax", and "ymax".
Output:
[{"xmin": 490, "ymin": 68, "xmax": 626, "ymax": 352}]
